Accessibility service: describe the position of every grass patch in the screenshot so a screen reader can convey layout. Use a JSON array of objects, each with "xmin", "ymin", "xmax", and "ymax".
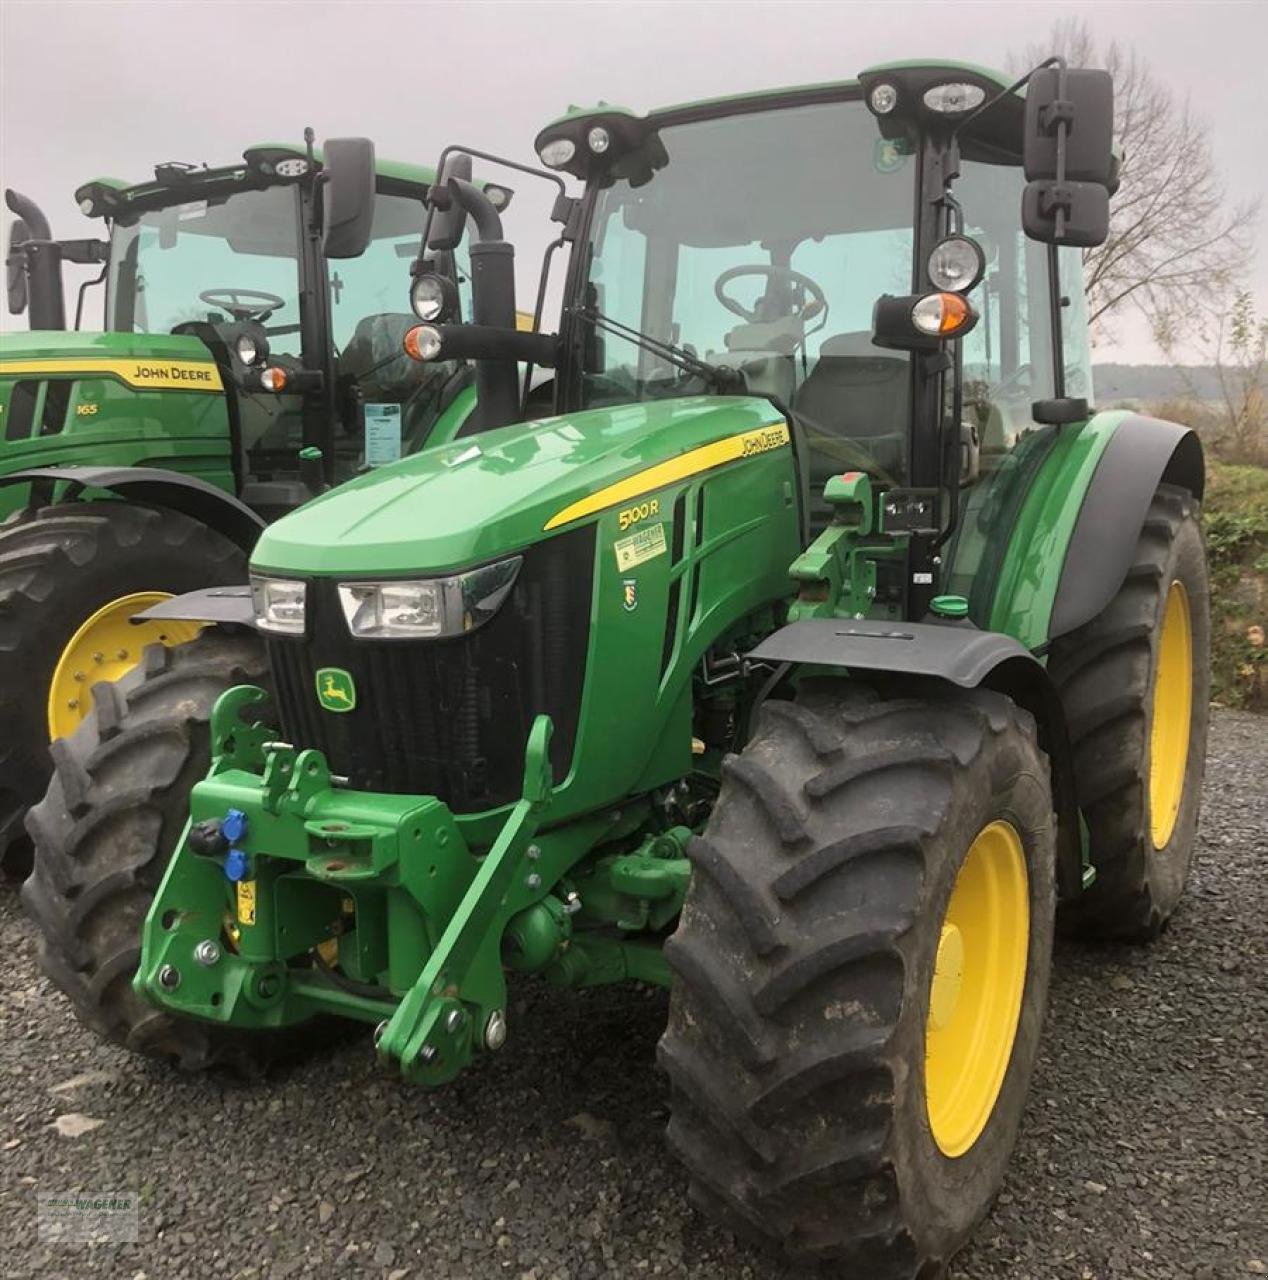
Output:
[{"xmin": 1204, "ymin": 461, "xmax": 1268, "ymax": 710}]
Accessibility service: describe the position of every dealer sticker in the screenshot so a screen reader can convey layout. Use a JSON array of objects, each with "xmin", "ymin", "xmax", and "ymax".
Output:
[
  {"xmin": 364, "ymin": 403, "xmax": 402, "ymax": 467},
  {"xmin": 614, "ymin": 522, "xmax": 667, "ymax": 572}
]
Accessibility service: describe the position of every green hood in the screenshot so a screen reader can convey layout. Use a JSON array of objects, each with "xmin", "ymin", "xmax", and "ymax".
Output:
[{"xmin": 252, "ymin": 395, "xmax": 787, "ymax": 577}]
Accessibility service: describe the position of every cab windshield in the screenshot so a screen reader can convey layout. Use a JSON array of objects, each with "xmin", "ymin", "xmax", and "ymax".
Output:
[
  {"xmin": 580, "ymin": 98, "xmax": 915, "ymax": 481},
  {"xmin": 107, "ymin": 185, "xmax": 303, "ymax": 353}
]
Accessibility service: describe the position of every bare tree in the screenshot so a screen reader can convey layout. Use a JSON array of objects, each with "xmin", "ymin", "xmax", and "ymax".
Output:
[
  {"xmin": 1011, "ymin": 18, "xmax": 1260, "ymax": 340},
  {"xmin": 1157, "ymin": 288, "xmax": 1268, "ymax": 463}
]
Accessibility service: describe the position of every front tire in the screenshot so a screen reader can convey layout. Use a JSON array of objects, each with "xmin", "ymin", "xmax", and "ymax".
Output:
[
  {"xmin": 0, "ymin": 502, "xmax": 244, "ymax": 876},
  {"xmin": 22, "ymin": 631, "xmax": 291, "ymax": 1074},
  {"xmin": 660, "ymin": 684, "xmax": 1056, "ymax": 1273}
]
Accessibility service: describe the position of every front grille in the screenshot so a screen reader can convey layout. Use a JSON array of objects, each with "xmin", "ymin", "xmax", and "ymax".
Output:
[{"xmin": 268, "ymin": 525, "xmax": 595, "ymax": 813}]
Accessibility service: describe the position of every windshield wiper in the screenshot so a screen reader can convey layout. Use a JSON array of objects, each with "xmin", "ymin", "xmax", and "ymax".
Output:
[{"xmin": 574, "ymin": 307, "xmax": 742, "ymax": 392}]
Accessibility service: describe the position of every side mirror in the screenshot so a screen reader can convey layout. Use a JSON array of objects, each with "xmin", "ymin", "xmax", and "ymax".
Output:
[
  {"xmin": 1021, "ymin": 181, "xmax": 1109, "ymax": 247},
  {"xmin": 321, "ymin": 137, "xmax": 376, "ymax": 260},
  {"xmin": 1022, "ymin": 66, "xmax": 1114, "ymax": 247},
  {"xmin": 426, "ymin": 153, "xmax": 473, "ymax": 252},
  {"xmin": 6, "ymin": 217, "xmax": 30, "ymax": 315}
]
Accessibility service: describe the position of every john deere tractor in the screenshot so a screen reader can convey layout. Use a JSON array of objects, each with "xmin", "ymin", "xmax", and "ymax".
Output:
[
  {"xmin": 24, "ymin": 59, "xmax": 1208, "ymax": 1274},
  {"xmin": 0, "ymin": 139, "xmax": 521, "ymax": 873}
]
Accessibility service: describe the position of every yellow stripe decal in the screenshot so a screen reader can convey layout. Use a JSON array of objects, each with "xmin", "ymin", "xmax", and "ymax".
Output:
[
  {"xmin": 543, "ymin": 422, "xmax": 789, "ymax": 531},
  {"xmin": 1, "ymin": 357, "xmax": 223, "ymax": 393}
]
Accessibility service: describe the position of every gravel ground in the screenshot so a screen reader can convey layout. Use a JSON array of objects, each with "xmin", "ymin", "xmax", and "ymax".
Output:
[{"xmin": 1, "ymin": 708, "xmax": 1264, "ymax": 1280}]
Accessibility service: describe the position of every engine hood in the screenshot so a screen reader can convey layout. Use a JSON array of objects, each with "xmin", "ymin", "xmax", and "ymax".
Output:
[{"xmin": 253, "ymin": 395, "xmax": 789, "ymax": 577}]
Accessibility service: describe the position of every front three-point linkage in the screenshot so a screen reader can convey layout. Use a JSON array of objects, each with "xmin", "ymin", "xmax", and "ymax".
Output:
[{"xmin": 374, "ymin": 715, "xmax": 556, "ymax": 1084}]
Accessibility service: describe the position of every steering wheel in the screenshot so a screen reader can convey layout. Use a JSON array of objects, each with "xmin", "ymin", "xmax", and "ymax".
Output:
[
  {"xmin": 198, "ymin": 288, "xmax": 286, "ymax": 322},
  {"xmin": 714, "ymin": 264, "xmax": 828, "ymax": 326}
]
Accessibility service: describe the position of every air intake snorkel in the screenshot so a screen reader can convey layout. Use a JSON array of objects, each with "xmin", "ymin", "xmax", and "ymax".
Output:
[{"xmin": 419, "ymin": 154, "xmax": 520, "ymax": 431}]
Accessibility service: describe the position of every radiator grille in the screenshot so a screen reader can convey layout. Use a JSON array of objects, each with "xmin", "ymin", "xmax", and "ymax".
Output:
[{"xmin": 267, "ymin": 525, "xmax": 594, "ymax": 812}]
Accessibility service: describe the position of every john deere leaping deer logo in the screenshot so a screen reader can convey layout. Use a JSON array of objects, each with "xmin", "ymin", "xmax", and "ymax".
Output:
[{"xmin": 315, "ymin": 667, "xmax": 357, "ymax": 713}]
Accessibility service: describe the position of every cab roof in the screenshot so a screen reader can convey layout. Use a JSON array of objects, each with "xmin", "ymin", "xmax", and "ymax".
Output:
[{"xmin": 74, "ymin": 141, "xmax": 435, "ymax": 218}]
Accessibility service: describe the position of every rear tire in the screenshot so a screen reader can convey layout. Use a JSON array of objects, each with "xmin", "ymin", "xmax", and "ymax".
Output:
[
  {"xmin": 660, "ymin": 684, "xmax": 1056, "ymax": 1273},
  {"xmin": 0, "ymin": 502, "xmax": 244, "ymax": 877},
  {"xmin": 1048, "ymin": 484, "xmax": 1210, "ymax": 940},
  {"xmin": 21, "ymin": 631, "xmax": 314, "ymax": 1075}
]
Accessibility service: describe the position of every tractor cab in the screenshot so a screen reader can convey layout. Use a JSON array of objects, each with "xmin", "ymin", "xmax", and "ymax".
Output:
[
  {"xmin": 403, "ymin": 62, "xmax": 1107, "ymax": 617},
  {"xmin": 5, "ymin": 138, "xmax": 509, "ymax": 512}
]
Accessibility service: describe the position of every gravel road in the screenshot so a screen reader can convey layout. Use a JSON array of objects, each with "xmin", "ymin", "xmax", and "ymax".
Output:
[{"xmin": 2, "ymin": 708, "xmax": 1264, "ymax": 1280}]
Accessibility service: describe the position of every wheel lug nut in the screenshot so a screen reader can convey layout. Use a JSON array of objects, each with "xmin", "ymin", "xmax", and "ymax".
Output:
[{"xmin": 484, "ymin": 1009, "xmax": 507, "ymax": 1050}]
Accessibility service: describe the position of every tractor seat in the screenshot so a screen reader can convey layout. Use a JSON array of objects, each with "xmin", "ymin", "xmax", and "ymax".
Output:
[
  {"xmin": 337, "ymin": 313, "xmax": 424, "ymax": 400},
  {"xmin": 793, "ymin": 331, "xmax": 910, "ymax": 529}
]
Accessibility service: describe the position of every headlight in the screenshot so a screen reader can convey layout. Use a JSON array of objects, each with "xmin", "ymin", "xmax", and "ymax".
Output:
[
  {"xmin": 587, "ymin": 126, "xmax": 611, "ymax": 154},
  {"xmin": 338, "ymin": 557, "xmax": 522, "ymax": 640},
  {"xmin": 235, "ymin": 332, "xmax": 267, "ymax": 366},
  {"xmin": 923, "ymin": 82, "xmax": 987, "ymax": 114},
  {"xmin": 409, "ymin": 272, "xmax": 457, "ymax": 323},
  {"xmin": 926, "ymin": 235, "xmax": 986, "ymax": 294},
  {"xmin": 538, "ymin": 138, "xmax": 576, "ymax": 169},
  {"xmin": 869, "ymin": 83, "xmax": 898, "ymax": 114},
  {"xmin": 251, "ymin": 576, "xmax": 306, "ymax": 635}
]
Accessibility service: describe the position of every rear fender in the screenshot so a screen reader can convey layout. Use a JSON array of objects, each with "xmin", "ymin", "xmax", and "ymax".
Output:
[
  {"xmin": 1047, "ymin": 414, "xmax": 1202, "ymax": 639},
  {"xmin": 0, "ymin": 465, "xmax": 266, "ymax": 554},
  {"xmin": 749, "ymin": 619, "xmax": 1084, "ymax": 901}
]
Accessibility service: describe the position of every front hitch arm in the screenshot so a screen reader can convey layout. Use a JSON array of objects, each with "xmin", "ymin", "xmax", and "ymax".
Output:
[{"xmin": 376, "ymin": 715, "xmax": 554, "ymax": 1084}]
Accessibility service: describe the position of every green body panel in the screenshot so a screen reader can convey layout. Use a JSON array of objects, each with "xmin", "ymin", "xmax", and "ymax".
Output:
[
  {"xmin": 0, "ymin": 330, "xmax": 235, "ymax": 519},
  {"xmin": 979, "ymin": 411, "xmax": 1126, "ymax": 649}
]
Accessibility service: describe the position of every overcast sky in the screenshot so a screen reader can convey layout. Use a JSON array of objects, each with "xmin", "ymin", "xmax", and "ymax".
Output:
[{"xmin": 2, "ymin": 0, "xmax": 1264, "ymax": 363}]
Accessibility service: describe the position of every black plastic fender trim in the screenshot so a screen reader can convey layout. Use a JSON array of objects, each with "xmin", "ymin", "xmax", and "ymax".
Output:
[
  {"xmin": 1048, "ymin": 414, "xmax": 1203, "ymax": 640},
  {"xmin": 133, "ymin": 584, "xmax": 257, "ymax": 630},
  {"xmin": 0, "ymin": 466, "xmax": 267, "ymax": 554}
]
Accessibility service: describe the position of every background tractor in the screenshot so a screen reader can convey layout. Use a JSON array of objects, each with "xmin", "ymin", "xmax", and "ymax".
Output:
[
  {"xmin": 24, "ymin": 57, "xmax": 1208, "ymax": 1276},
  {"xmin": 0, "ymin": 138, "xmax": 523, "ymax": 874}
]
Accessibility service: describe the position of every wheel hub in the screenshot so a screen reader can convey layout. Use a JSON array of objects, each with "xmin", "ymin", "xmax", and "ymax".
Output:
[
  {"xmin": 924, "ymin": 819, "xmax": 1029, "ymax": 1158},
  {"xmin": 928, "ymin": 923, "xmax": 965, "ymax": 1030},
  {"xmin": 47, "ymin": 592, "xmax": 201, "ymax": 740},
  {"xmin": 1149, "ymin": 579, "xmax": 1193, "ymax": 849}
]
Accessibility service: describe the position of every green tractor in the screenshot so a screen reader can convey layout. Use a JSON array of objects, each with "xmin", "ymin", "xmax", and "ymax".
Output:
[
  {"xmin": 24, "ymin": 58, "xmax": 1208, "ymax": 1274},
  {"xmin": 0, "ymin": 138, "xmax": 526, "ymax": 873}
]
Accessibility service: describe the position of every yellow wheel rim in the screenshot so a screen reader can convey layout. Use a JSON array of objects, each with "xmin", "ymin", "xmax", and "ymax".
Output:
[
  {"xmin": 46, "ymin": 592, "xmax": 201, "ymax": 740},
  {"xmin": 925, "ymin": 819, "xmax": 1029, "ymax": 1158},
  {"xmin": 1149, "ymin": 580, "xmax": 1193, "ymax": 849}
]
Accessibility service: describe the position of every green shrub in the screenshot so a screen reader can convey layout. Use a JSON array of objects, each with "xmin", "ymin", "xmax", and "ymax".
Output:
[{"xmin": 1203, "ymin": 462, "xmax": 1268, "ymax": 710}]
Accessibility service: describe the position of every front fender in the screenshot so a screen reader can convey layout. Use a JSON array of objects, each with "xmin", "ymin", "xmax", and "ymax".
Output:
[{"xmin": 0, "ymin": 465, "xmax": 266, "ymax": 554}]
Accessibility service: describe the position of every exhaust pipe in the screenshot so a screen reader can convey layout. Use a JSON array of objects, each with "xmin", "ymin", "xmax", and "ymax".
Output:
[{"xmin": 5, "ymin": 189, "xmax": 66, "ymax": 330}]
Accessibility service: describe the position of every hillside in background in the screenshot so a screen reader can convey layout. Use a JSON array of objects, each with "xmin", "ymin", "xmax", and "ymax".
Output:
[{"xmin": 1093, "ymin": 363, "xmax": 1268, "ymax": 404}]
